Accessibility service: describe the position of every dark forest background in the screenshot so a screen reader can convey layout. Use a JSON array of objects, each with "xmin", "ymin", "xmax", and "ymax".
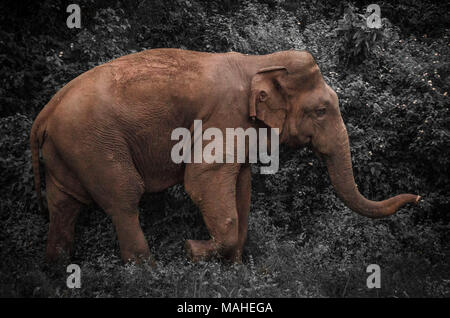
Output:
[{"xmin": 0, "ymin": 0, "xmax": 449, "ymax": 297}]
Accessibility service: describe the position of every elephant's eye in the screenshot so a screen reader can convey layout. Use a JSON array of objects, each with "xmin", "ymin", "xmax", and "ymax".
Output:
[{"xmin": 315, "ymin": 108, "xmax": 326, "ymax": 117}]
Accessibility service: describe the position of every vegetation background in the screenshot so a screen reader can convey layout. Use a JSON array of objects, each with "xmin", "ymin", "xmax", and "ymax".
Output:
[{"xmin": 0, "ymin": 0, "xmax": 449, "ymax": 297}]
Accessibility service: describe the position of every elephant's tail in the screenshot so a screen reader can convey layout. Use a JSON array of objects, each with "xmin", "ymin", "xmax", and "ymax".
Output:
[
  {"xmin": 30, "ymin": 82, "xmax": 71, "ymax": 213},
  {"xmin": 30, "ymin": 115, "xmax": 46, "ymax": 213}
]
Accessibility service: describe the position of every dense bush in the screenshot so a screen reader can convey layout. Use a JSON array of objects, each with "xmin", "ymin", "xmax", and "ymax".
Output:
[
  {"xmin": 0, "ymin": 0, "xmax": 449, "ymax": 297},
  {"xmin": 334, "ymin": 3, "xmax": 387, "ymax": 66}
]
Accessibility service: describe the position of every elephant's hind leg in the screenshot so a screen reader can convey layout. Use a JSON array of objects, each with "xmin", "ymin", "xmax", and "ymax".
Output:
[
  {"xmin": 77, "ymin": 155, "xmax": 151, "ymax": 264},
  {"xmin": 45, "ymin": 174, "xmax": 83, "ymax": 263},
  {"xmin": 111, "ymin": 210, "xmax": 152, "ymax": 264}
]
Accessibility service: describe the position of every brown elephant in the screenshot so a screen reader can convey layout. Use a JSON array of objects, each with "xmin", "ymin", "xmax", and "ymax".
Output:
[{"xmin": 30, "ymin": 49, "xmax": 420, "ymax": 264}]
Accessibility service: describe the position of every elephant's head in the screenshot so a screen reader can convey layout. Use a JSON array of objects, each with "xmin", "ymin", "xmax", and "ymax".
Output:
[{"xmin": 249, "ymin": 51, "xmax": 420, "ymax": 218}]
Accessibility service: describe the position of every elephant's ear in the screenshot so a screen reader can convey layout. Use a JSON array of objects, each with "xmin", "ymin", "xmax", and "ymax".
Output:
[{"xmin": 249, "ymin": 66, "xmax": 288, "ymax": 134}]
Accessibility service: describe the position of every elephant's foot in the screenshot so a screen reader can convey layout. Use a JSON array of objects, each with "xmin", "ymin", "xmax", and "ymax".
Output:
[
  {"xmin": 121, "ymin": 247, "xmax": 156, "ymax": 267},
  {"xmin": 185, "ymin": 239, "xmax": 242, "ymax": 263},
  {"xmin": 229, "ymin": 248, "xmax": 243, "ymax": 264},
  {"xmin": 111, "ymin": 212, "xmax": 155, "ymax": 266},
  {"xmin": 185, "ymin": 239, "xmax": 218, "ymax": 262},
  {"xmin": 45, "ymin": 244, "xmax": 73, "ymax": 264},
  {"xmin": 118, "ymin": 234, "xmax": 155, "ymax": 266}
]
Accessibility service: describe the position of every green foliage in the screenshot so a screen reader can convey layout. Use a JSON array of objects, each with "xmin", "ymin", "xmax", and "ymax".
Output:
[
  {"xmin": 334, "ymin": 3, "xmax": 387, "ymax": 66},
  {"xmin": 74, "ymin": 8, "xmax": 132, "ymax": 64},
  {"xmin": 0, "ymin": 0, "xmax": 449, "ymax": 298},
  {"xmin": 0, "ymin": 114, "xmax": 35, "ymax": 208},
  {"xmin": 379, "ymin": 0, "xmax": 450, "ymax": 38},
  {"xmin": 203, "ymin": 1, "xmax": 303, "ymax": 54}
]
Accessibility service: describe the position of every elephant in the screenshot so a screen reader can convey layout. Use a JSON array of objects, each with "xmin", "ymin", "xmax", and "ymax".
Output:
[{"xmin": 30, "ymin": 48, "xmax": 420, "ymax": 264}]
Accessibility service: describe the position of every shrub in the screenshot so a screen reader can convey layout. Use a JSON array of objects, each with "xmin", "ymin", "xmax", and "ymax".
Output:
[{"xmin": 334, "ymin": 3, "xmax": 387, "ymax": 66}]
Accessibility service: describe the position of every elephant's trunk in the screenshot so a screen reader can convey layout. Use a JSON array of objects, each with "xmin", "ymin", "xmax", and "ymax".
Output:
[{"xmin": 324, "ymin": 123, "xmax": 420, "ymax": 218}]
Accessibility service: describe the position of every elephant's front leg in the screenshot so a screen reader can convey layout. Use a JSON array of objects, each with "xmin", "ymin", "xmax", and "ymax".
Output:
[{"xmin": 184, "ymin": 163, "xmax": 241, "ymax": 262}]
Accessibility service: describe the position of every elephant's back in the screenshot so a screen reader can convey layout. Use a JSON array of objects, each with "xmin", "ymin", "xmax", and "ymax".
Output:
[{"xmin": 97, "ymin": 48, "xmax": 215, "ymax": 86}]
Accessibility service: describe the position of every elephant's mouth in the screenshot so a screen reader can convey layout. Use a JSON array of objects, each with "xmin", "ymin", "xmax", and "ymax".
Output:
[
  {"xmin": 312, "ymin": 148, "xmax": 326, "ymax": 163},
  {"xmin": 285, "ymin": 137, "xmax": 303, "ymax": 148}
]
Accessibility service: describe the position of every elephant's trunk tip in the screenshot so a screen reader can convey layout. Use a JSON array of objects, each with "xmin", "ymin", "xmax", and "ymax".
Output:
[
  {"xmin": 415, "ymin": 195, "xmax": 422, "ymax": 205},
  {"xmin": 400, "ymin": 193, "xmax": 422, "ymax": 206}
]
